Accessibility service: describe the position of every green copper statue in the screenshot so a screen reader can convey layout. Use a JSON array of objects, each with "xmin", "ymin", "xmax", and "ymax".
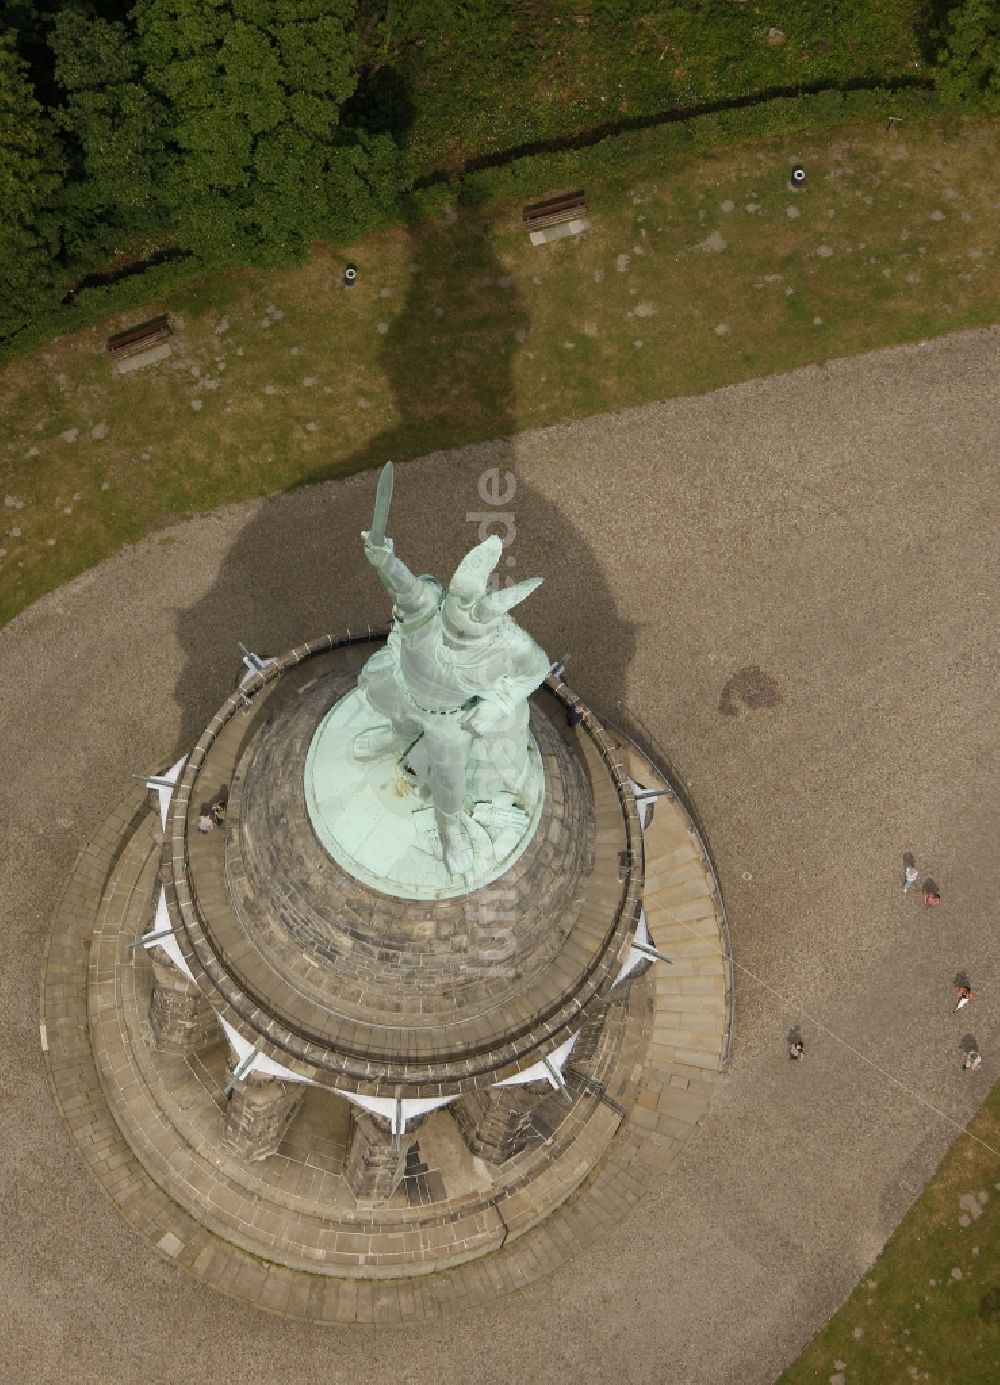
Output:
[
  {"xmin": 355, "ymin": 463, "xmax": 550, "ymax": 879},
  {"xmin": 304, "ymin": 462, "xmax": 550, "ymax": 896}
]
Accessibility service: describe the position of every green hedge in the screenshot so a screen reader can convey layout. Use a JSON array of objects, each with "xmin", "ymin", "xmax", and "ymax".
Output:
[
  {"xmin": 427, "ymin": 85, "xmax": 941, "ymax": 212},
  {"xmin": 389, "ymin": 0, "xmax": 926, "ymax": 174},
  {"xmin": 0, "ymin": 253, "xmax": 214, "ymax": 370}
]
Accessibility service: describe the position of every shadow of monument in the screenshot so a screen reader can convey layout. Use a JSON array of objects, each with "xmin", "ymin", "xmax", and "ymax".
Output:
[{"xmin": 172, "ymin": 211, "xmax": 636, "ymax": 753}]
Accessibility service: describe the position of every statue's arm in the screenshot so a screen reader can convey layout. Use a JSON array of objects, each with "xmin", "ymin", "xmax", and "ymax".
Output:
[
  {"xmin": 463, "ymin": 635, "xmax": 550, "ymax": 731},
  {"xmin": 494, "ymin": 638, "xmax": 550, "ymax": 707},
  {"xmin": 361, "ymin": 533, "xmax": 427, "ymax": 616}
]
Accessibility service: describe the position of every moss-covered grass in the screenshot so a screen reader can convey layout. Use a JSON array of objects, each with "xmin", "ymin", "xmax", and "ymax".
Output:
[
  {"xmin": 389, "ymin": 0, "xmax": 926, "ymax": 173},
  {"xmin": 1, "ymin": 116, "xmax": 997, "ymax": 628}
]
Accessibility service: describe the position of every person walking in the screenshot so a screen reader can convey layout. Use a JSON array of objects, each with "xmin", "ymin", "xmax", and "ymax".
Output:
[
  {"xmin": 953, "ymin": 984, "xmax": 973, "ymax": 1013},
  {"xmin": 902, "ymin": 853, "xmax": 919, "ymax": 893},
  {"xmin": 963, "ymin": 1050, "xmax": 983, "ymax": 1072},
  {"xmin": 789, "ymin": 1038, "xmax": 805, "ymax": 1060},
  {"xmin": 922, "ymin": 879, "xmax": 942, "ymax": 908}
]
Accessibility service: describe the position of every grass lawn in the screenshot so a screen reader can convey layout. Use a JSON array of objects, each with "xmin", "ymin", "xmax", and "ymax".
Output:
[
  {"xmin": 780, "ymin": 1082, "xmax": 1000, "ymax": 1382},
  {"xmin": 1, "ymin": 116, "xmax": 997, "ymax": 628}
]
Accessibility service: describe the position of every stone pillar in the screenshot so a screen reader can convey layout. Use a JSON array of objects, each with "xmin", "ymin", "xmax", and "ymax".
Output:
[
  {"xmin": 223, "ymin": 1069, "xmax": 305, "ymax": 1162},
  {"xmin": 344, "ymin": 1110, "xmax": 409, "ymax": 1202},
  {"xmin": 148, "ymin": 954, "xmax": 220, "ymax": 1054},
  {"xmin": 453, "ymin": 1081, "xmax": 549, "ymax": 1164}
]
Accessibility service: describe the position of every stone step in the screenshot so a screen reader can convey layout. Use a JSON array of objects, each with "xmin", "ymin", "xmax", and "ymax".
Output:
[
  {"xmin": 642, "ymin": 839, "xmax": 700, "ymax": 872},
  {"xmin": 644, "ymin": 857, "xmax": 707, "ymax": 890},
  {"xmin": 646, "ymin": 900, "xmax": 716, "ymax": 934},
  {"xmin": 644, "ymin": 879, "xmax": 714, "ymax": 911},
  {"xmin": 621, "ymin": 748, "xmax": 668, "ymax": 788},
  {"xmin": 651, "ymin": 1012, "xmax": 725, "ymax": 1043},
  {"xmin": 642, "ymin": 797, "xmax": 691, "ymax": 829},
  {"xmin": 647, "ymin": 940, "xmax": 720, "ymax": 969},
  {"xmin": 645, "ymin": 916, "xmax": 719, "ymax": 950},
  {"xmin": 642, "ymin": 819, "xmax": 695, "ymax": 850},
  {"xmin": 648, "ymin": 899, "xmax": 709, "ymax": 932},
  {"xmin": 646, "ymin": 1064, "xmax": 723, "ymax": 1095},
  {"xmin": 674, "ymin": 974, "xmax": 726, "ymax": 996},
  {"xmin": 652, "ymin": 957, "xmax": 724, "ymax": 981},
  {"xmin": 671, "ymin": 1047, "xmax": 725, "ymax": 1072},
  {"xmin": 645, "ymin": 1030, "xmax": 725, "ymax": 1058},
  {"xmin": 644, "ymin": 865, "xmax": 703, "ymax": 897},
  {"xmin": 648, "ymin": 897, "xmax": 720, "ymax": 926},
  {"xmin": 652, "ymin": 1025, "xmax": 720, "ymax": 1057},
  {"xmin": 649, "ymin": 1023, "xmax": 724, "ymax": 1054},
  {"xmin": 647, "ymin": 937, "xmax": 720, "ymax": 960},
  {"xmin": 661, "ymin": 983, "xmax": 728, "ymax": 1009},
  {"xmin": 649, "ymin": 973, "xmax": 722, "ymax": 1001},
  {"xmin": 651, "ymin": 1000, "xmax": 726, "ymax": 1032}
]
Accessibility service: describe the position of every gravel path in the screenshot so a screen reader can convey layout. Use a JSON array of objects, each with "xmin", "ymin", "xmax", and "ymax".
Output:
[{"xmin": 2, "ymin": 327, "xmax": 998, "ymax": 1385}]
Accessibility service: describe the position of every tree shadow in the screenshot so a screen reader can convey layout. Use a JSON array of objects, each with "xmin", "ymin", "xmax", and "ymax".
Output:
[{"xmin": 171, "ymin": 204, "xmax": 635, "ymax": 750}]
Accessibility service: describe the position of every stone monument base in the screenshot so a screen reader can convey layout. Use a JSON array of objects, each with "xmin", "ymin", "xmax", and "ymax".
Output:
[
  {"xmin": 44, "ymin": 702, "xmax": 732, "ymax": 1321},
  {"xmin": 85, "ymin": 806, "xmax": 651, "ymax": 1276}
]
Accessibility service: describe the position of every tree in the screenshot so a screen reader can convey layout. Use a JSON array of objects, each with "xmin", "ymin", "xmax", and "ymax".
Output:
[
  {"xmin": 0, "ymin": 29, "xmax": 65, "ymax": 340},
  {"xmin": 134, "ymin": 0, "xmax": 407, "ymax": 264},
  {"xmin": 48, "ymin": 9, "xmax": 169, "ymax": 257},
  {"xmin": 935, "ymin": 0, "xmax": 1000, "ymax": 112}
]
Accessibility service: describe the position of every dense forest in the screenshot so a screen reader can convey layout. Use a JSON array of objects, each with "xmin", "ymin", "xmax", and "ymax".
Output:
[{"xmin": 2, "ymin": 1, "xmax": 998, "ymax": 349}]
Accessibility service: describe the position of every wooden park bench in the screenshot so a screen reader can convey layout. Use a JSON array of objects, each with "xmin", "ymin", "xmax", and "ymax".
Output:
[
  {"xmin": 522, "ymin": 190, "xmax": 587, "ymax": 234},
  {"xmin": 106, "ymin": 314, "xmax": 172, "ymax": 361}
]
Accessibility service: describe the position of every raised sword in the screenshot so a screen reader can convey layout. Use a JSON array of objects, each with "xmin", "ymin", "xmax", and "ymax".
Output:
[{"xmin": 368, "ymin": 460, "xmax": 394, "ymax": 546}]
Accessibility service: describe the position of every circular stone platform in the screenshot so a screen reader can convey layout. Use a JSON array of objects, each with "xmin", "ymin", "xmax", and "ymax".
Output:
[
  {"xmin": 42, "ymin": 628, "xmax": 733, "ymax": 1319},
  {"xmin": 231, "ymin": 665, "xmax": 592, "ymax": 1038},
  {"xmin": 164, "ymin": 635, "xmax": 642, "ymax": 1094}
]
